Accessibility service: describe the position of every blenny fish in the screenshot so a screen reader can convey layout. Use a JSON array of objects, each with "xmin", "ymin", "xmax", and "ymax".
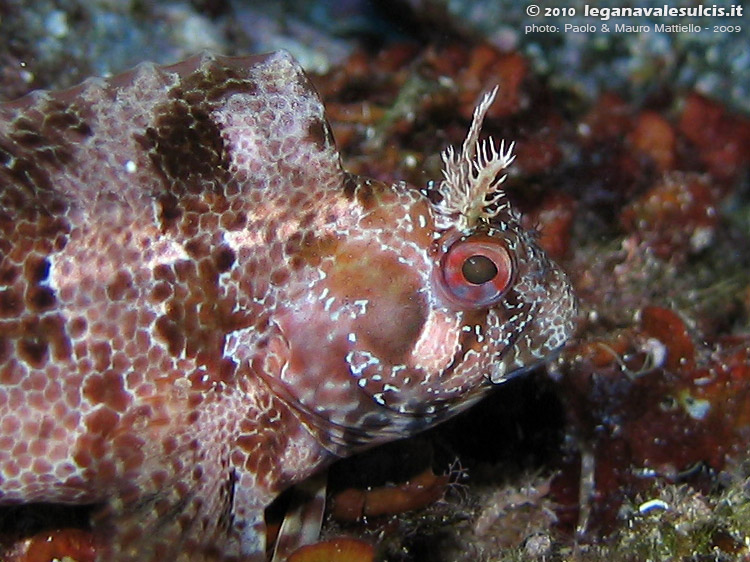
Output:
[{"xmin": 0, "ymin": 51, "xmax": 575, "ymax": 560}]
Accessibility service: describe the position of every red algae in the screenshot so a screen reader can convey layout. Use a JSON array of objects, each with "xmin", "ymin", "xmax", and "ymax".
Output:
[
  {"xmin": 527, "ymin": 192, "xmax": 577, "ymax": 261},
  {"xmin": 330, "ymin": 468, "xmax": 450, "ymax": 522},
  {"xmin": 640, "ymin": 306, "xmax": 695, "ymax": 371},
  {"xmin": 679, "ymin": 93, "xmax": 750, "ymax": 181},
  {"xmin": 455, "ymin": 45, "xmax": 527, "ymax": 120},
  {"xmin": 287, "ymin": 537, "xmax": 374, "ymax": 562},
  {"xmin": 6, "ymin": 528, "xmax": 96, "ymax": 562},
  {"xmin": 620, "ymin": 173, "xmax": 720, "ymax": 261},
  {"xmin": 627, "ymin": 111, "xmax": 676, "ymax": 171},
  {"xmin": 554, "ymin": 305, "xmax": 750, "ymax": 535}
]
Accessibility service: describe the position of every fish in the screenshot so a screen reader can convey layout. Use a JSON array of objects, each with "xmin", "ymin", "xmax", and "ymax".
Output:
[{"xmin": 0, "ymin": 50, "xmax": 576, "ymax": 560}]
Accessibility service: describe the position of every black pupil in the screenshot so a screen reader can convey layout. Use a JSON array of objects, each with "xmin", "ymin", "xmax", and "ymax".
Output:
[{"xmin": 462, "ymin": 254, "xmax": 498, "ymax": 285}]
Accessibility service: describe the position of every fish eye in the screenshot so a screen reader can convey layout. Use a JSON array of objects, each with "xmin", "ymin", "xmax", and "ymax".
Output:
[
  {"xmin": 439, "ymin": 236, "xmax": 513, "ymax": 308},
  {"xmin": 462, "ymin": 254, "xmax": 498, "ymax": 285}
]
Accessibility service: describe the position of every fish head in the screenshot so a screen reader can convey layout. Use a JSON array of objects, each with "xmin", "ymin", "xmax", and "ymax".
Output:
[{"xmin": 265, "ymin": 88, "xmax": 576, "ymax": 451}]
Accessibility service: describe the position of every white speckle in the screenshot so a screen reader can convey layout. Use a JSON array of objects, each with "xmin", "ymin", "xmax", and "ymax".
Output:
[
  {"xmin": 373, "ymin": 393, "xmax": 386, "ymax": 405},
  {"xmin": 45, "ymin": 10, "xmax": 69, "ymax": 38},
  {"xmin": 124, "ymin": 160, "xmax": 137, "ymax": 174},
  {"xmin": 357, "ymin": 378, "xmax": 368, "ymax": 387},
  {"xmin": 166, "ymin": 6, "xmax": 223, "ymax": 53},
  {"xmin": 142, "ymin": 236, "xmax": 190, "ymax": 274},
  {"xmin": 324, "ymin": 296, "xmax": 335, "ymax": 312},
  {"xmin": 638, "ymin": 499, "xmax": 669, "ymax": 514},
  {"xmin": 418, "ymin": 214, "xmax": 427, "ymax": 228},
  {"xmin": 632, "ymin": 467, "xmax": 659, "ymax": 478},
  {"xmin": 347, "ymin": 332, "xmax": 356, "ymax": 343},
  {"xmin": 682, "ymin": 393, "xmax": 711, "ymax": 420},
  {"xmin": 19, "ymin": 68, "xmax": 34, "ymax": 84},
  {"xmin": 353, "ymin": 299, "xmax": 369, "ymax": 314},
  {"xmin": 323, "ymin": 380, "xmax": 342, "ymax": 391},
  {"xmin": 642, "ymin": 337, "xmax": 667, "ymax": 369},
  {"xmin": 390, "ymin": 365, "xmax": 406, "ymax": 376},
  {"xmin": 437, "ymin": 76, "xmax": 454, "ymax": 88},
  {"xmin": 474, "ymin": 324, "xmax": 484, "ymax": 343},
  {"xmin": 690, "ymin": 226, "xmax": 714, "ymax": 252},
  {"xmin": 383, "ymin": 384, "xmax": 399, "ymax": 392}
]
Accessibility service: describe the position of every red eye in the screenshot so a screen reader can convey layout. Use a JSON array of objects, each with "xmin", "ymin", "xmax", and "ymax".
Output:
[{"xmin": 438, "ymin": 236, "xmax": 513, "ymax": 308}]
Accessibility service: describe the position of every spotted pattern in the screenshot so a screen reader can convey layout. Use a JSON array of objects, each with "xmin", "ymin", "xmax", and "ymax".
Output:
[{"xmin": 0, "ymin": 51, "xmax": 575, "ymax": 560}]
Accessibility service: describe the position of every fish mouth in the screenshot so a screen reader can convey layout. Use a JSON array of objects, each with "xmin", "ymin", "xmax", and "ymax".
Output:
[
  {"xmin": 254, "ymin": 361, "xmax": 450, "ymax": 452},
  {"xmin": 489, "ymin": 343, "xmax": 566, "ymax": 384}
]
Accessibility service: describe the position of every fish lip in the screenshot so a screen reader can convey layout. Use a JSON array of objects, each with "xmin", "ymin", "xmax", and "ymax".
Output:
[
  {"xmin": 489, "ymin": 365, "xmax": 534, "ymax": 385},
  {"xmin": 255, "ymin": 359, "xmax": 454, "ymax": 449}
]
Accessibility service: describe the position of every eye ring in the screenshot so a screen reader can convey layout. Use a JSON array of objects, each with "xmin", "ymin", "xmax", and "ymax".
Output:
[{"xmin": 436, "ymin": 235, "xmax": 514, "ymax": 309}]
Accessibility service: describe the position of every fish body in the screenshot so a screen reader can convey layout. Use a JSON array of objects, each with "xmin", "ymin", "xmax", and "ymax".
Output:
[{"xmin": 0, "ymin": 51, "xmax": 575, "ymax": 560}]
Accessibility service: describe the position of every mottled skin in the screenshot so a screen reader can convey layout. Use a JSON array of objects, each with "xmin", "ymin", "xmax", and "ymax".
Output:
[{"xmin": 0, "ymin": 51, "xmax": 575, "ymax": 560}]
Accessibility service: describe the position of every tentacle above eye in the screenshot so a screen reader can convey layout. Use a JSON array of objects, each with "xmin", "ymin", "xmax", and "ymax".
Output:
[{"xmin": 430, "ymin": 87, "xmax": 517, "ymax": 233}]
